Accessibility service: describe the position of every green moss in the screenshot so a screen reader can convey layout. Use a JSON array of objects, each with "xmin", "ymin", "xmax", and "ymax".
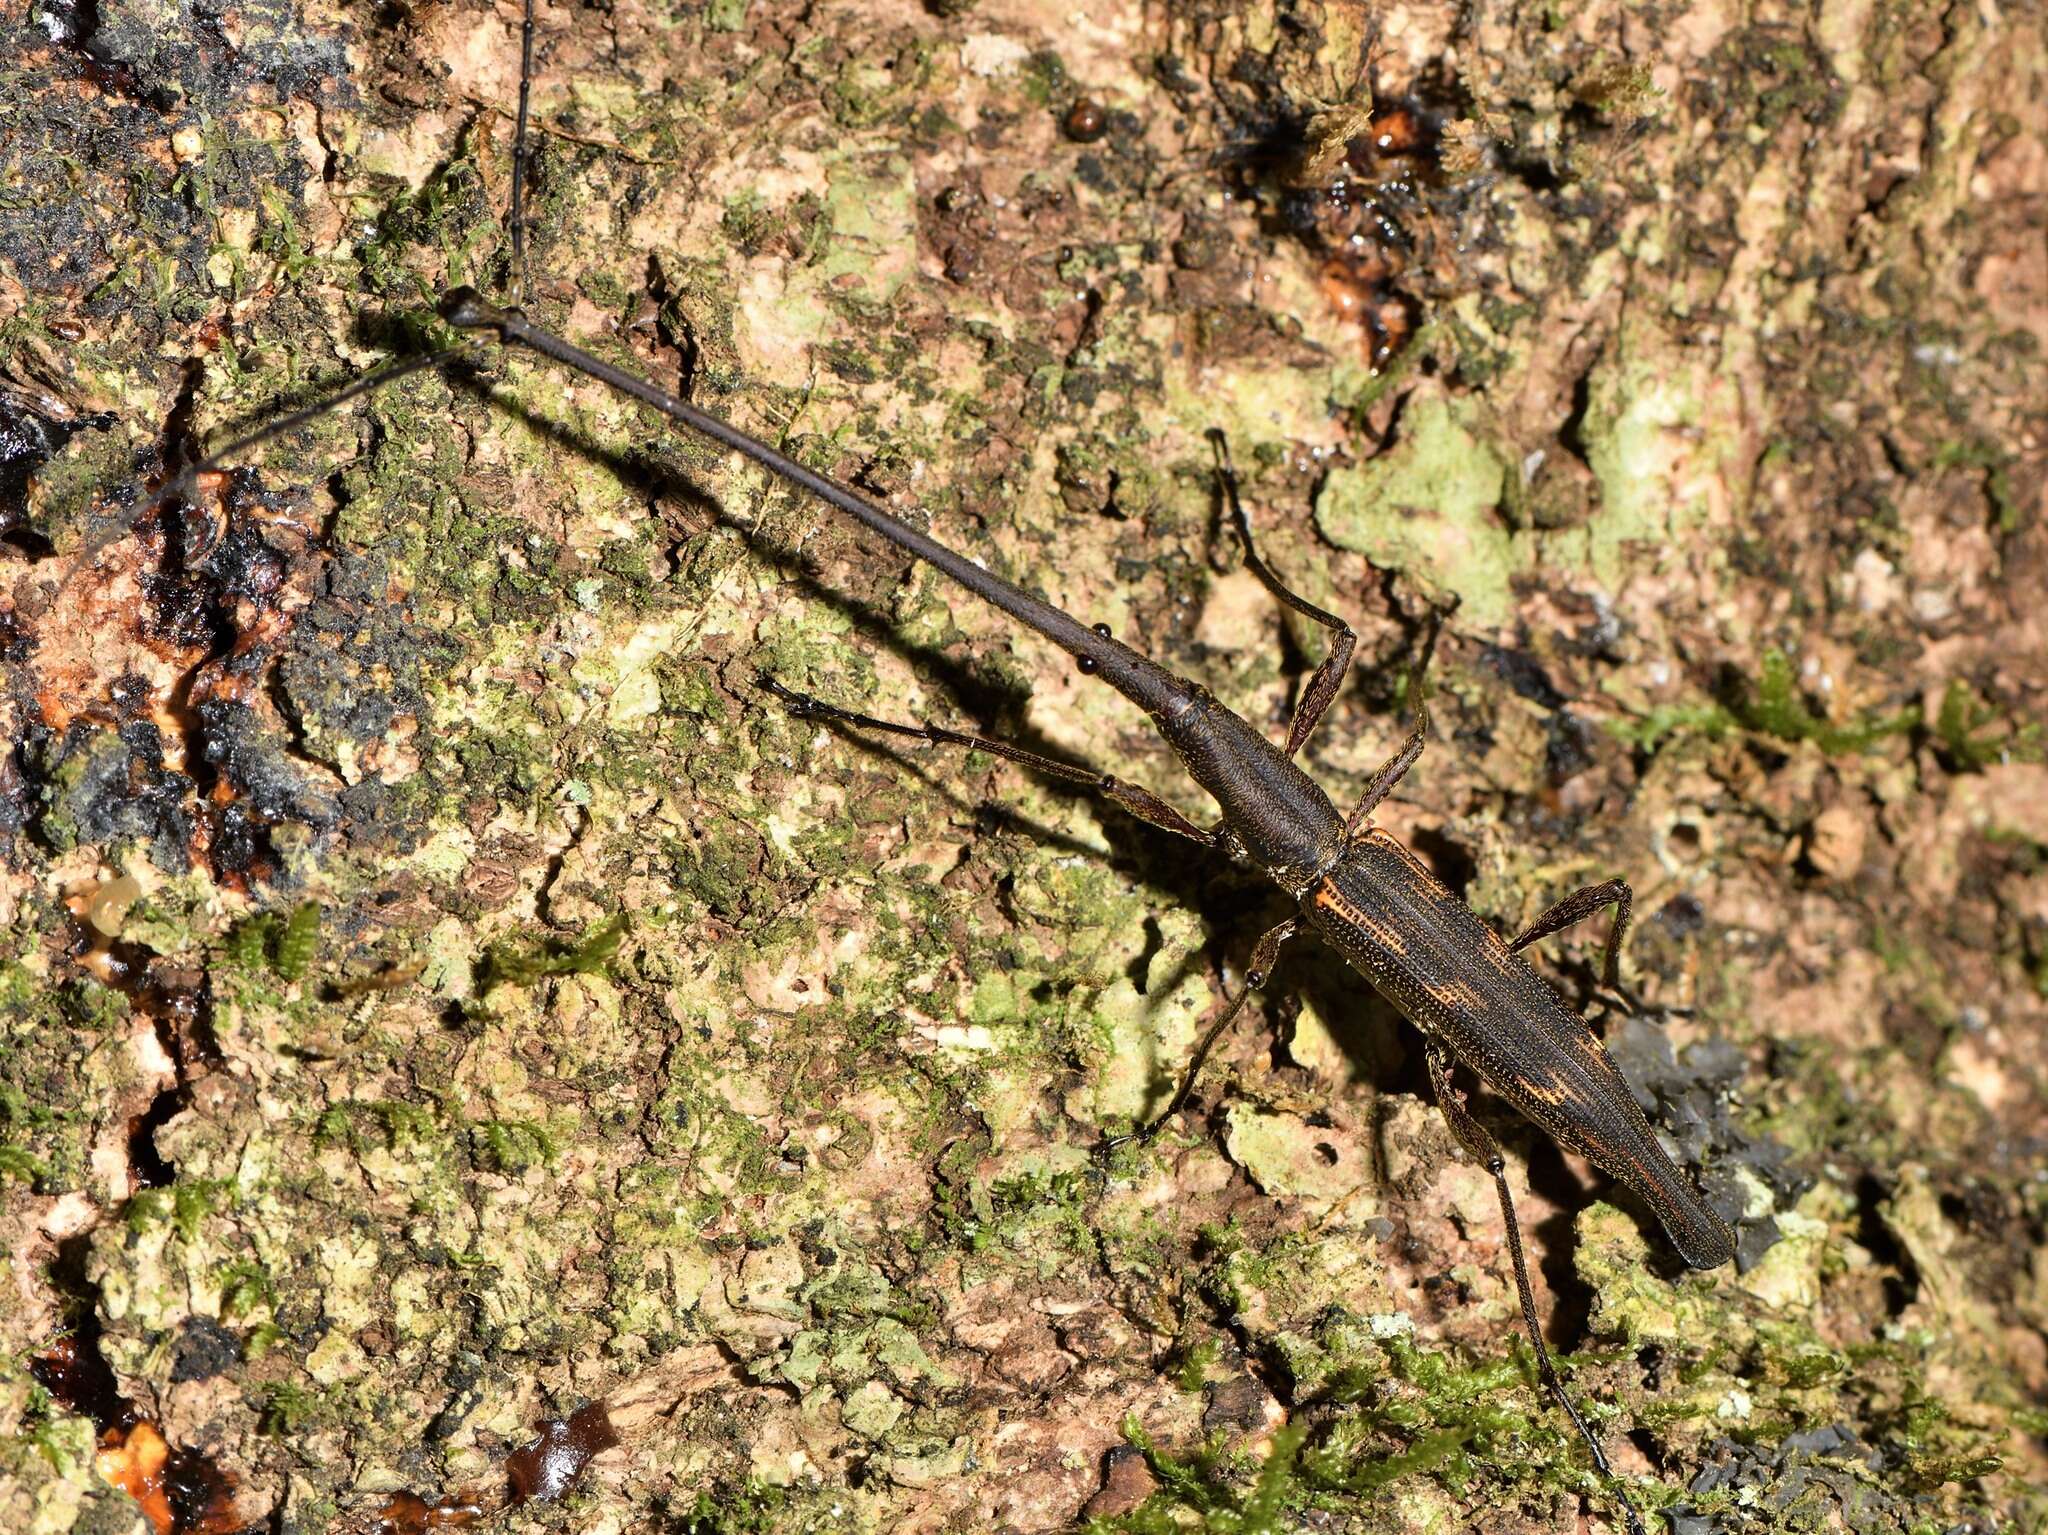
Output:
[
  {"xmin": 1177, "ymin": 1338, "xmax": 1220, "ymax": 1392},
  {"xmin": 1934, "ymin": 678, "xmax": 2041, "ymax": 769},
  {"xmin": 19, "ymin": 419, "xmax": 135, "ymax": 552},
  {"xmin": 254, "ymin": 185, "xmax": 314, "ymax": 281},
  {"xmin": 1095, "ymin": 1323, "xmax": 1646, "ymax": 1532},
  {"xmin": 0, "ymin": 1080, "xmax": 58, "ymax": 1187},
  {"xmin": 227, "ymin": 901, "xmax": 324, "ymax": 979},
  {"xmin": 273, "ymin": 901, "xmax": 321, "ymax": 981},
  {"xmin": 1089, "ymin": 1420, "xmax": 1310, "ymax": 1534},
  {"xmin": 478, "ymin": 913, "xmax": 628, "ymax": 991},
  {"xmin": 0, "ymin": 961, "xmax": 32, "ymax": 1009},
  {"xmin": 59, "ymin": 978, "xmax": 127, "ymax": 1032},
  {"xmin": 1731, "ymin": 649, "xmax": 1914, "ymax": 754},
  {"xmin": 216, "ymin": 1258, "xmax": 275, "ymax": 1321},
  {"xmin": 470, "ymin": 1117, "xmax": 557, "ymax": 1173},
  {"xmin": 1184, "ymin": 1215, "xmax": 1664, "ymax": 1523},
  {"xmin": 719, "ymin": 190, "xmax": 782, "ymax": 256},
  {"xmin": 1605, "ymin": 700, "xmax": 1738, "ymax": 752},
  {"xmin": 1891, "ymin": 1391, "xmax": 2005, "ymax": 1492},
  {"xmin": 677, "ymin": 1482, "xmax": 790, "ymax": 1534},
  {"xmin": 17, "ymin": 1397, "xmax": 94, "ymax": 1479},
  {"xmin": 956, "ymin": 1162, "xmax": 1097, "ymax": 1257},
  {"xmin": 1018, "ymin": 49, "xmax": 1072, "ymax": 109},
  {"xmin": 312, "ymin": 1098, "xmax": 440, "ymax": 1155},
  {"xmin": 256, "ymin": 1381, "xmax": 321, "ymax": 1436},
  {"xmin": 0, "ymin": 1144, "xmax": 48, "ymax": 1186},
  {"xmin": 827, "ymin": 38, "xmax": 937, "ymax": 130},
  {"xmin": 353, "ymin": 115, "xmax": 502, "ymax": 296},
  {"xmin": 125, "ymin": 1178, "xmax": 230, "ymax": 1243},
  {"xmin": 0, "ymin": 974, "xmax": 131, "ymax": 1195}
]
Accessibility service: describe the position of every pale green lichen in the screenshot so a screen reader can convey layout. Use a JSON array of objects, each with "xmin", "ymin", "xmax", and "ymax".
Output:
[{"xmin": 1314, "ymin": 391, "xmax": 1514, "ymax": 626}]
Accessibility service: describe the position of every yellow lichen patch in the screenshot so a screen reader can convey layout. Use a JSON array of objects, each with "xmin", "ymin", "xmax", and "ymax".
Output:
[{"xmin": 1224, "ymin": 1103, "xmax": 1376, "ymax": 1208}]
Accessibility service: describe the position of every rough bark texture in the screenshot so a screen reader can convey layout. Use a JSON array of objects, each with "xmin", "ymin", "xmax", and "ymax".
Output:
[{"xmin": 2, "ymin": 2, "xmax": 2044, "ymax": 1533}]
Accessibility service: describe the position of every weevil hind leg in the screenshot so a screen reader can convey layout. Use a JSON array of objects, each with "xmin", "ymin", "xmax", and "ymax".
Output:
[{"xmin": 1422, "ymin": 1039, "xmax": 1650, "ymax": 1535}]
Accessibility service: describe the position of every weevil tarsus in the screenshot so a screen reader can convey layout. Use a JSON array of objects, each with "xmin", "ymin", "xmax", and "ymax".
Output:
[{"xmin": 1116, "ymin": 912, "xmax": 1299, "ymax": 1149}]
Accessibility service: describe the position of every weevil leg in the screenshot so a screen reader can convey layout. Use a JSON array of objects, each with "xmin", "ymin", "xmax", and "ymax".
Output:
[
  {"xmin": 1100, "ymin": 916, "xmax": 1299, "ymax": 1155},
  {"xmin": 1208, "ymin": 430, "xmax": 1357, "ymax": 760},
  {"xmin": 1509, "ymin": 878, "xmax": 1635, "ymax": 1008},
  {"xmin": 1340, "ymin": 612, "xmax": 1445, "ymax": 840},
  {"xmin": 1421, "ymin": 1039, "xmax": 1649, "ymax": 1535},
  {"xmin": 761, "ymin": 677, "xmax": 1216, "ymax": 846}
]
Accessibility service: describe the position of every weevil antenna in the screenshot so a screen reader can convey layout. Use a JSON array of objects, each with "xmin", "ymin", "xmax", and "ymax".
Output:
[
  {"xmin": 63, "ymin": 345, "xmax": 472, "ymax": 577},
  {"xmin": 433, "ymin": 288, "xmax": 1183, "ymax": 712},
  {"xmin": 143, "ymin": 347, "xmax": 469, "ymax": 522},
  {"xmin": 509, "ymin": 0, "xmax": 538, "ymax": 303}
]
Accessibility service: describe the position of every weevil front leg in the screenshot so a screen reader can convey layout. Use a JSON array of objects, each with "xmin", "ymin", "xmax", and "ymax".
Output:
[
  {"xmin": 1421, "ymin": 1039, "xmax": 1649, "ymax": 1535},
  {"xmin": 1208, "ymin": 430, "xmax": 1357, "ymax": 759},
  {"xmin": 1341, "ymin": 612, "xmax": 1446, "ymax": 841},
  {"xmin": 761, "ymin": 678, "xmax": 1218, "ymax": 846},
  {"xmin": 1509, "ymin": 878, "xmax": 1637, "ymax": 1012}
]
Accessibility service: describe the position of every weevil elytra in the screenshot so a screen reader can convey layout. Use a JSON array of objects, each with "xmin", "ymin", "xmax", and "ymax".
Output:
[{"xmin": 62, "ymin": 6, "xmax": 1748, "ymax": 1529}]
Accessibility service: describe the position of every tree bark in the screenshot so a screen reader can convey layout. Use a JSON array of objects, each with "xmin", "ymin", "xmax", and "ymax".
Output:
[{"xmin": 2, "ymin": 2, "xmax": 2042, "ymax": 1532}]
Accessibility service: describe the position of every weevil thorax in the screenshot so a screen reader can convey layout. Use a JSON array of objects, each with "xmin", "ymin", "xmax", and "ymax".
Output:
[{"xmin": 1153, "ymin": 686, "xmax": 1346, "ymax": 896}]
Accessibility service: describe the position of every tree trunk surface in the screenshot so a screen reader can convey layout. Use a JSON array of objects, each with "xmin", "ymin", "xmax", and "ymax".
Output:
[{"xmin": 1, "ymin": 2, "xmax": 2043, "ymax": 1532}]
